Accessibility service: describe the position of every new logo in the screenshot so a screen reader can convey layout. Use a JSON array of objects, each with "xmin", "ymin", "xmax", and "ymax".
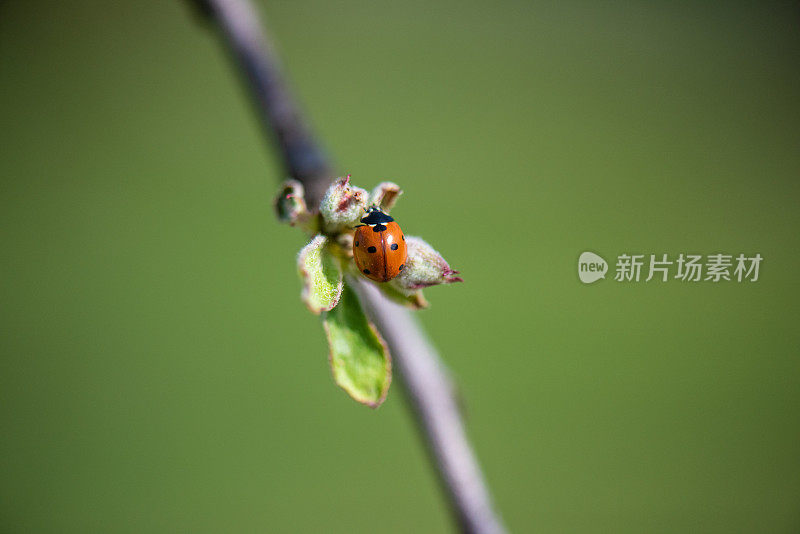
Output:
[{"xmin": 578, "ymin": 252, "xmax": 608, "ymax": 284}]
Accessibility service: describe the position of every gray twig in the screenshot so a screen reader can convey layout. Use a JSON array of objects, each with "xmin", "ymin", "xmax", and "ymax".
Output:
[{"xmin": 189, "ymin": 1, "xmax": 507, "ymax": 532}]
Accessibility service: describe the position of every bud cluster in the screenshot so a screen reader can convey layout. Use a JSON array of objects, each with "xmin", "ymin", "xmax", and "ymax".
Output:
[{"xmin": 276, "ymin": 176, "xmax": 462, "ymax": 312}]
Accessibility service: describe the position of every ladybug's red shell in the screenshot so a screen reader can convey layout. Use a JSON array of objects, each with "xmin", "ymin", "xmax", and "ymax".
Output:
[{"xmin": 353, "ymin": 209, "xmax": 407, "ymax": 283}]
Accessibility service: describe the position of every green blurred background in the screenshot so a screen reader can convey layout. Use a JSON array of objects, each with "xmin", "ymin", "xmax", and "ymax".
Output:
[{"xmin": 2, "ymin": 1, "xmax": 799, "ymax": 532}]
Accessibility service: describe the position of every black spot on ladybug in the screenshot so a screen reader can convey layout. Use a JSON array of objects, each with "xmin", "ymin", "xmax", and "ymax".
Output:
[
  {"xmin": 398, "ymin": 264, "xmax": 404, "ymax": 271},
  {"xmin": 390, "ymin": 243, "xmax": 398, "ymax": 250},
  {"xmin": 354, "ymin": 240, "xmax": 359, "ymax": 247},
  {"xmin": 372, "ymin": 224, "xmax": 387, "ymax": 232},
  {"xmin": 402, "ymin": 235, "xmax": 405, "ymax": 241},
  {"xmin": 363, "ymin": 269, "xmax": 370, "ymax": 274},
  {"xmin": 367, "ymin": 246, "xmax": 377, "ymax": 253}
]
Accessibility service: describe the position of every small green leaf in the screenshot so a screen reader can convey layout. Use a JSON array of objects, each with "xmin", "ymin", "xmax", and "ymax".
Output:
[
  {"xmin": 323, "ymin": 284, "xmax": 391, "ymax": 407},
  {"xmin": 298, "ymin": 235, "xmax": 343, "ymax": 314}
]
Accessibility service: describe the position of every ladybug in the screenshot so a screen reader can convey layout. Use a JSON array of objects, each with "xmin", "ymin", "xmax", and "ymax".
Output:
[{"xmin": 353, "ymin": 207, "xmax": 407, "ymax": 282}]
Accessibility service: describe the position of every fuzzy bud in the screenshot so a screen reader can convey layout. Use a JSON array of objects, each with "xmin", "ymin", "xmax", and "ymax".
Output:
[
  {"xmin": 392, "ymin": 236, "xmax": 462, "ymax": 290},
  {"xmin": 274, "ymin": 179, "xmax": 311, "ymax": 227},
  {"xmin": 319, "ymin": 175, "xmax": 369, "ymax": 231},
  {"xmin": 369, "ymin": 182, "xmax": 403, "ymax": 213}
]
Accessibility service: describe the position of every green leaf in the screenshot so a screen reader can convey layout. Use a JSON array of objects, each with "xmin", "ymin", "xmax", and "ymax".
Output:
[
  {"xmin": 298, "ymin": 235, "xmax": 343, "ymax": 314},
  {"xmin": 322, "ymin": 284, "xmax": 391, "ymax": 408}
]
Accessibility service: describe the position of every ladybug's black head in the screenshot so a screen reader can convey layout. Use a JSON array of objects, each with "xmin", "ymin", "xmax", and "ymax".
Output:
[{"xmin": 360, "ymin": 206, "xmax": 394, "ymax": 225}]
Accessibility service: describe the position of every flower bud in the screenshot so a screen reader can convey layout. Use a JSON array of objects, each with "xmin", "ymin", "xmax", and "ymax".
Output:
[
  {"xmin": 274, "ymin": 179, "xmax": 310, "ymax": 227},
  {"xmin": 319, "ymin": 175, "xmax": 368, "ymax": 231},
  {"xmin": 369, "ymin": 182, "xmax": 402, "ymax": 213},
  {"xmin": 392, "ymin": 236, "xmax": 462, "ymax": 290}
]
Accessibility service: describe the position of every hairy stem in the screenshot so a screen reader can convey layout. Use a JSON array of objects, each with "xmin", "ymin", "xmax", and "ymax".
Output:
[{"xmin": 189, "ymin": 1, "xmax": 507, "ymax": 532}]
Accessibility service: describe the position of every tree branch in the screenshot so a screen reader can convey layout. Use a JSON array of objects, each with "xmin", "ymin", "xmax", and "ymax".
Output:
[
  {"xmin": 188, "ymin": 1, "xmax": 508, "ymax": 532},
  {"xmin": 190, "ymin": 0, "xmax": 332, "ymax": 206}
]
